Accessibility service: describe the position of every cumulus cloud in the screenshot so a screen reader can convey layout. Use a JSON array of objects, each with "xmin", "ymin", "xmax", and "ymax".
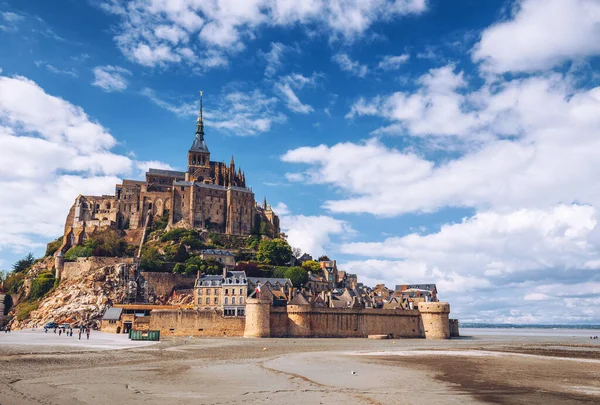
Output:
[
  {"xmin": 274, "ymin": 73, "xmax": 318, "ymax": 114},
  {"xmin": 92, "ymin": 65, "xmax": 132, "ymax": 92},
  {"xmin": 0, "ymin": 74, "xmax": 169, "ymax": 252},
  {"xmin": 332, "ymin": 53, "xmax": 369, "ymax": 77},
  {"xmin": 276, "ymin": 203, "xmax": 353, "ymax": 257},
  {"xmin": 377, "ymin": 53, "xmax": 410, "ymax": 70},
  {"xmin": 100, "ymin": 0, "xmax": 428, "ymax": 68},
  {"xmin": 473, "ymin": 0, "xmax": 600, "ymax": 73}
]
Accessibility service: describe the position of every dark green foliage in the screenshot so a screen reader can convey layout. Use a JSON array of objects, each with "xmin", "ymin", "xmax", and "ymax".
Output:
[
  {"xmin": 184, "ymin": 256, "xmax": 223, "ymax": 276},
  {"xmin": 163, "ymin": 243, "xmax": 189, "ymax": 263},
  {"xmin": 3, "ymin": 272, "xmax": 24, "ymax": 293},
  {"xmin": 38, "ymin": 272, "xmax": 54, "ymax": 279},
  {"xmin": 161, "ymin": 228, "xmax": 188, "ymax": 242},
  {"xmin": 272, "ymin": 266, "xmax": 288, "ymax": 278},
  {"xmin": 84, "ymin": 229, "xmax": 129, "ymax": 257},
  {"xmin": 259, "ymin": 221, "xmax": 273, "ymax": 236},
  {"xmin": 181, "ymin": 236, "xmax": 204, "ymax": 249},
  {"xmin": 151, "ymin": 211, "xmax": 170, "ymax": 231},
  {"xmin": 246, "ymin": 236, "xmax": 260, "ymax": 250},
  {"xmin": 64, "ymin": 245, "xmax": 92, "ymax": 261},
  {"xmin": 235, "ymin": 250, "xmax": 256, "ymax": 262},
  {"xmin": 234, "ymin": 262, "xmax": 262, "ymax": 277},
  {"xmin": 317, "ymin": 255, "xmax": 330, "ymax": 262},
  {"xmin": 12, "ymin": 253, "xmax": 35, "ymax": 273},
  {"xmin": 256, "ymin": 239, "xmax": 293, "ymax": 266},
  {"xmin": 140, "ymin": 246, "xmax": 164, "ymax": 272},
  {"xmin": 284, "ymin": 266, "xmax": 308, "ymax": 288},
  {"xmin": 30, "ymin": 275, "xmax": 55, "ymax": 300},
  {"xmin": 45, "ymin": 236, "xmax": 63, "ymax": 257},
  {"xmin": 173, "ymin": 263, "xmax": 186, "ymax": 274}
]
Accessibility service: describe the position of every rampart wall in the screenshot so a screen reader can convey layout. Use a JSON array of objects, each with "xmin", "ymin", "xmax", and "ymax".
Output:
[
  {"xmin": 149, "ymin": 309, "xmax": 245, "ymax": 336},
  {"xmin": 140, "ymin": 272, "xmax": 196, "ymax": 297}
]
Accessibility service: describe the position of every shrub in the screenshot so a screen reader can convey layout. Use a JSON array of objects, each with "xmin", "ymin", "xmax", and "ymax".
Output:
[
  {"xmin": 30, "ymin": 276, "xmax": 55, "ymax": 300},
  {"xmin": 235, "ymin": 251, "xmax": 256, "ymax": 262},
  {"xmin": 139, "ymin": 246, "xmax": 164, "ymax": 272},
  {"xmin": 16, "ymin": 301, "xmax": 39, "ymax": 321},
  {"xmin": 272, "ymin": 266, "xmax": 288, "ymax": 279},
  {"xmin": 302, "ymin": 260, "xmax": 321, "ymax": 272},
  {"xmin": 181, "ymin": 236, "xmax": 204, "ymax": 249},
  {"xmin": 64, "ymin": 245, "xmax": 92, "ymax": 261},
  {"xmin": 84, "ymin": 229, "xmax": 128, "ymax": 257},
  {"xmin": 160, "ymin": 228, "xmax": 187, "ymax": 242},
  {"xmin": 246, "ymin": 236, "xmax": 260, "ymax": 250},
  {"xmin": 163, "ymin": 243, "xmax": 189, "ymax": 263},
  {"xmin": 45, "ymin": 237, "xmax": 63, "ymax": 257},
  {"xmin": 173, "ymin": 263, "xmax": 186, "ymax": 274},
  {"xmin": 151, "ymin": 212, "xmax": 170, "ymax": 232},
  {"xmin": 4, "ymin": 272, "xmax": 25, "ymax": 294}
]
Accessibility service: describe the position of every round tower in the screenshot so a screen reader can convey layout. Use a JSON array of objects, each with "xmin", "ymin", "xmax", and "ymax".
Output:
[
  {"xmin": 54, "ymin": 250, "xmax": 64, "ymax": 280},
  {"xmin": 286, "ymin": 304, "xmax": 312, "ymax": 337},
  {"xmin": 417, "ymin": 302, "xmax": 451, "ymax": 339},
  {"xmin": 244, "ymin": 298, "xmax": 271, "ymax": 338}
]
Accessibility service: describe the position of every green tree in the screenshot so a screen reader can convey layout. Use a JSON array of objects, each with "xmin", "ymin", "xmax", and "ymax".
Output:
[
  {"xmin": 256, "ymin": 239, "xmax": 293, "ymax": 266},
  {"xmin": 301, "ymin": 260, "xmax": 321, "ymax": 272},
  {"xmin": 173, "ymin": 263, "xmax": 186, "ymax": 274},
  {"xmin": 64, "ymin": 245, "xmax": 92, "ymax": 261},
  {"xmin": 84, "ymin": 229, "xmax": 128, "ymax": 257},
  {"xmin": 139, "ymin": 246, "xmax": 164, "ymax": 272},
  {"xmin": 12, "ymin": 253, "xmax": 35, "ymax": 273},
  {"xmin": 284, "ymin": 266, "xmax": 308, "ymax": 288}
]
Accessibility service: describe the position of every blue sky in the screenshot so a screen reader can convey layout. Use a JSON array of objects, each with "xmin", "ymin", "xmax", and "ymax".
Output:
[{"xmin": 1, "ymin": 0, "xmax": 600, "ymax": 324}]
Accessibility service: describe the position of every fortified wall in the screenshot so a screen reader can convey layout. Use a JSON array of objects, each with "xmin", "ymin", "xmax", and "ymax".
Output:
[{"xmin": 148, "ymin": 298, "xmax": 455, "ymax": 339}]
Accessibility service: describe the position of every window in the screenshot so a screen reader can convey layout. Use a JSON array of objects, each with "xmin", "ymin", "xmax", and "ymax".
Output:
[
  {"xmin": 225, "ymin": 288, "xmax": 229, "ymax": 295},
  {"xmin": 198, "ymin": 289, "xmax": 202, "ymax": 295},
  {"xmin": 205, "ymin": 297, "xmax": 209, "ymax": 304},
  {"xmin": 238, "ymin": 308, "xmax": 245, "ymax": 317},
  {"xmin": 206, "ymin": 289, "xmax": 211, "ymax": 295},
  {"xmin": 232, "ymin": 288, "xmax": 236, "ymax": 295},
  {"xmin": 214, "ymin": 297, "xmax": 218, "ymax": 304},
  {"xmin": 232, "ymin": 297, "xmax": 236, "ymax": 304},
  {"xmin": 214, "ymin": 289, "xmax": 219, "ymax": 295},
  {"xmin": 198, "ymin": 298, "xmax": 202, "ymax": 304},
  {"xmin": 240, "ymin": 297, "xmax": 244, "ymax": 304},
  {"xmin": 224, "ymin": 297, "xmax": 228, "ymax": 304}
]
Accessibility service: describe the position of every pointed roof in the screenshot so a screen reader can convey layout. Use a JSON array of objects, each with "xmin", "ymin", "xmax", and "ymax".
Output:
[{"xmin": 190, "ymin": 91, "xmax": 209, "ymax": 153}]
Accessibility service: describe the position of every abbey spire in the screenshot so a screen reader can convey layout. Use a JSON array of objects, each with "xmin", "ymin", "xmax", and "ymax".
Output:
[{"xmin": 190, "ymin": 91, "xmax": 209, "ymax": 152}]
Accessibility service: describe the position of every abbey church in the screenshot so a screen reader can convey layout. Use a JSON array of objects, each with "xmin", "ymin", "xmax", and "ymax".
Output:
[{"xmin": 58, "ymin": 94, "xmax": 280, "ymax": 252}]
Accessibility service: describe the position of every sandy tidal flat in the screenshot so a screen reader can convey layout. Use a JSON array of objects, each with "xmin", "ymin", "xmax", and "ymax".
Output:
[{"xmin": 1, "ymin": 330, "xmax": 599, "ymax": 404}]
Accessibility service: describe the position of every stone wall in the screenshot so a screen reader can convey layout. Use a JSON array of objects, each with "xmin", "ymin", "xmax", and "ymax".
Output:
[
  {"xmin": 0, "ymin": 293, "xmax": 5, "ymax": 326},
  {"xmin": 417, "ymin": 302, "xmax": 451, "ymax": 339},
  {"xmin": 61, "ymin": 257, "xmax": 135, "ymax": 281},
  {"xmin": 449, "ymin": 319, "xmax": 460, "ymax": 337},
  {"xmin": 271, "ymin": 306, "xmax": 423, "ymax": 338},
  {"xmin": 140, "ymin": 272, "xmax": 196, "ymax": 297},
  {"xmin": 149, "ymin": 309, "xmax": 245, "ymax": 336}
]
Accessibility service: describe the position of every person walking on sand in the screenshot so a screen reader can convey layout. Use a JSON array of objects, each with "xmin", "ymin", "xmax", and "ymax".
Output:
[
  {"xmin": 58, "ymin": 329, "xmax": 62, "ymax": 337},
  {"xmin": 78, "ymin": 329, "xmax": 82, "ymax": 340},
  {"xmin": 86, "ymin": 329, "xmax": 90, "ymax": 340}
]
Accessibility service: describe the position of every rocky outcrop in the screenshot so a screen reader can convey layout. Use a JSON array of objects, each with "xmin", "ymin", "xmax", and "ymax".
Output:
[{"xmin": 10, "ymin": 263, "xmax": 128, "ymax": 329}]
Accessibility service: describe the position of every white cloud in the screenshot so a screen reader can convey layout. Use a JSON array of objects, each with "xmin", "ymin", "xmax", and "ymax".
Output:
[
  {"xmin": 280, "ymin": 213, "xmax": 353, "ymax": 258},
  {"xmin": 332, "ymin": 53, "xmax": 368, "ymax": 77},
  {"xmin": 274, "ymin": 73, "xmax": 318, "ymax": 114},
  {"xmin": 1, "ymin": 11, "xmax": 24, "ymax": 23},
  {"xmin": 0, "ymin": 74, "xmax": 169, "ymax": 252},
  {"xmin": 35, "ymin": 61, "xmax": 78, "ymax": 78},
  {"xmin": 262, "ymin": 42, "xmax": 295, "ymax": 77},
  {"xmin": 100, "ymin": 0, "xmax": 428, "ymax": 68},
  {"xmin": 377, "ymin": 53, "xmax": 410, "ymax": 70},
  {"xmin": 92, "ymin": 65, "xmax": 131, "ymax": 92},
  {"xmin": 473, "ymin": 0, "xmax": 600, "ymax": 73},
  {"xmin": 141, "ymin": 88, "xmax": 197, "ymax": 117}
]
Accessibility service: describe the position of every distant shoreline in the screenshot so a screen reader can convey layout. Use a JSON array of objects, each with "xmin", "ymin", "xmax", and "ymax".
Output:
[{"xmin": 461, "ymin": 323, "xmax": 600, "ymax": 329}]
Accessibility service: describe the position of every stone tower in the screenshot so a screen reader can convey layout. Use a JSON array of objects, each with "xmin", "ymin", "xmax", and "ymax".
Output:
[
  {"xmin": 54, "ymin": 250, "xmax": 64, "ymax": 280},
  {"xmin": 243, "ymin": 298, "xmax": 271, "ymax": 338},
  {"xmin": 187, "ymin": 91, "xmax": 211, "ymax": 183},
  {"xmin": 417, "ymin": 302, "xmax": 451, "ymax": 339}
]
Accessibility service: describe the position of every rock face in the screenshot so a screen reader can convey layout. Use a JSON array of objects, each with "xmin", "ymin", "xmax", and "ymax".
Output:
[{"xmin": 10, "ymin": 264, "xmax": 128, "ymax": 329}]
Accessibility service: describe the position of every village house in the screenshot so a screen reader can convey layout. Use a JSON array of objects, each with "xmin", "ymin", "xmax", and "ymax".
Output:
[{"xmin": 200, "ymin": 249, "xmax": 236, "ymax": 269}]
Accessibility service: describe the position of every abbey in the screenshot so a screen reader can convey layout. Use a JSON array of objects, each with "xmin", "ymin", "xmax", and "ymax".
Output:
[{"xmin": 59, "ymin": 94, "xmax": 280, "ymax": 252}]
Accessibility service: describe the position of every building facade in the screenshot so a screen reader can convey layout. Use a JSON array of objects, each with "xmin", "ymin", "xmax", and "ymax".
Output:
[{"xmin": 58, "ymin": 94, "xmax": 280, "ymax": 253}]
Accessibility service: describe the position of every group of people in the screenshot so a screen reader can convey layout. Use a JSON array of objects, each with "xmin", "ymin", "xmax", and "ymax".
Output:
[
  {"xmin": 590, "ymin": 335, "xmax": 599, "ymax": 340},
  {"xmin": 45, "ymin": 325, "xmax": 91, "ymax": 340}
]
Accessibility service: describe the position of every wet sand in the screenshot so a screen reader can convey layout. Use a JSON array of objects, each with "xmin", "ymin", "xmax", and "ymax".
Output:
[{"xmin": 1, "ymin": 330, "xmax": 599, "ymax": 404}]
